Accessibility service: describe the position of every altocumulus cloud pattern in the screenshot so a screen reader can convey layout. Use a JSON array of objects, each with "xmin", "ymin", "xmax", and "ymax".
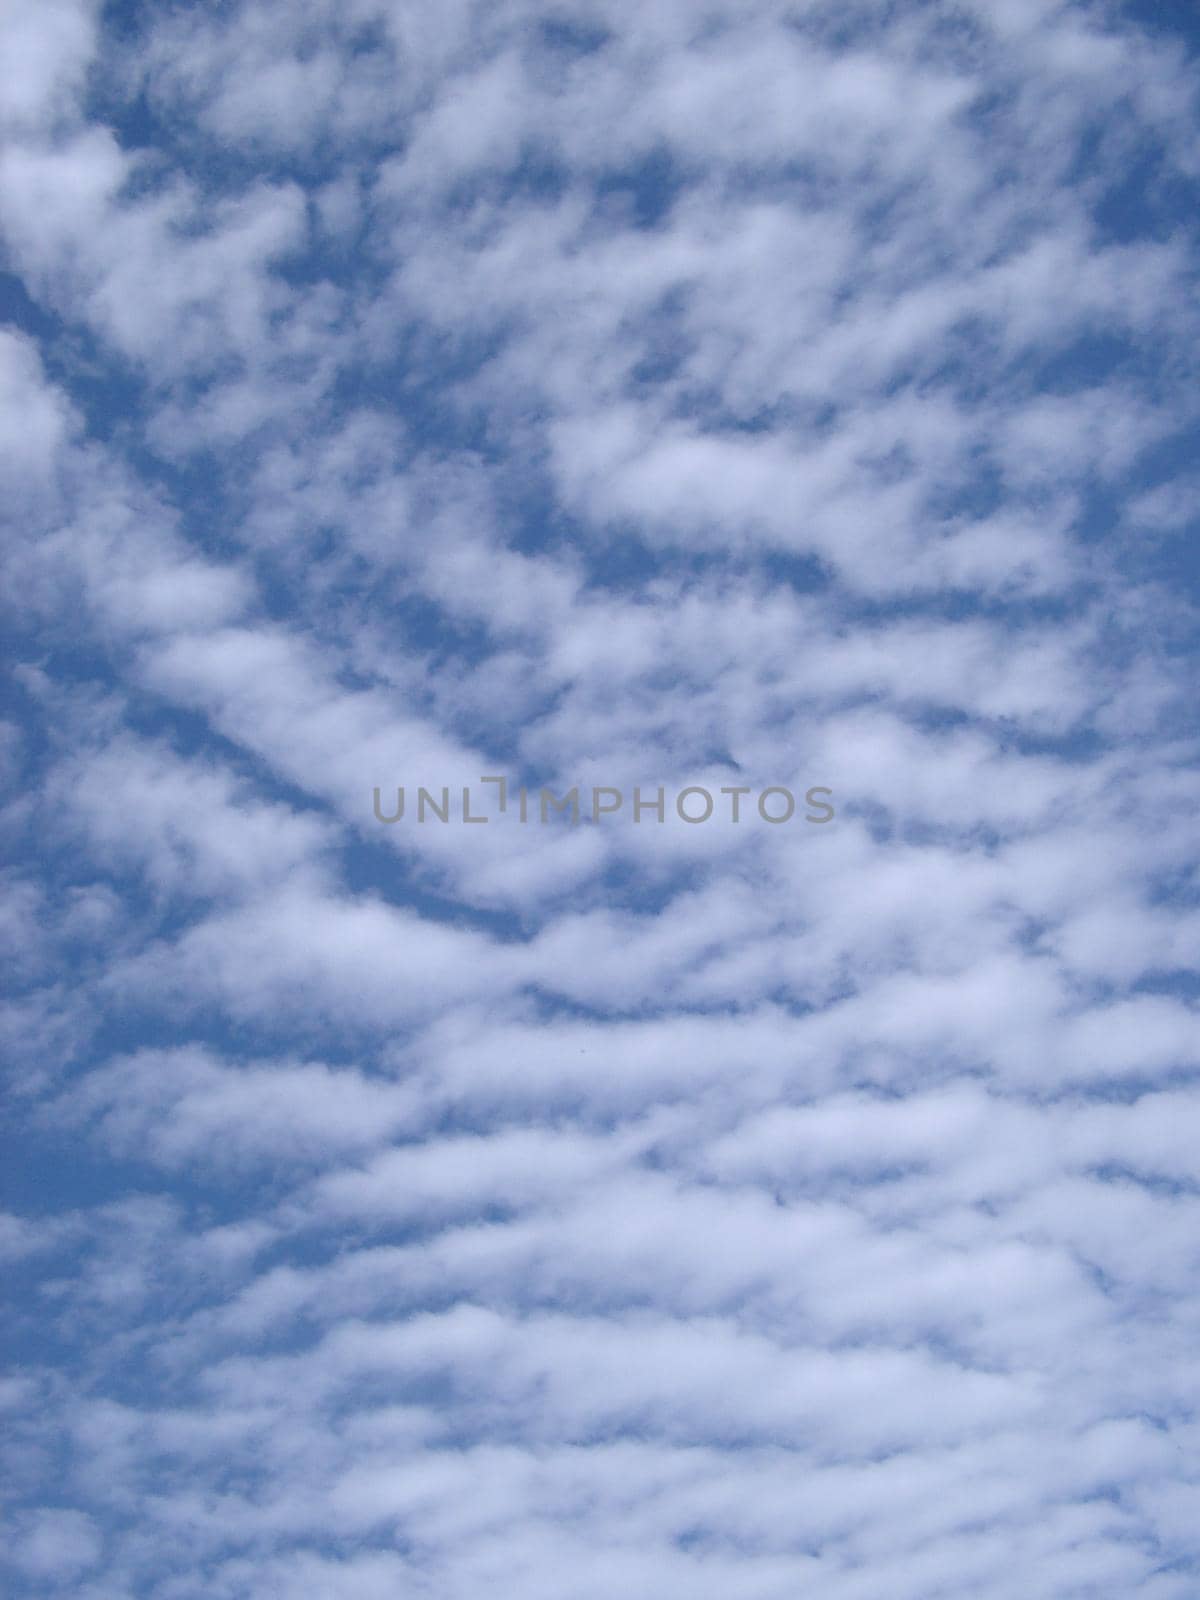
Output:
[{"xmin": 2, "ymin": 2, "xmax": 1200, "ymax": 1596}]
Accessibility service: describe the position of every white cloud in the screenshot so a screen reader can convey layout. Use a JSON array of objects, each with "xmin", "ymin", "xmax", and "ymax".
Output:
[{"xmin": 3, "ymin": 2, "xmax": 1200, "ymax": 1597}]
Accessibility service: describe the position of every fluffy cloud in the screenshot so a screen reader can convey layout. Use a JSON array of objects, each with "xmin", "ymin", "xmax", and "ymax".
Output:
[{"xmin": 3, "ymin": 1, "xmax": 1199, "ymax": 1597}]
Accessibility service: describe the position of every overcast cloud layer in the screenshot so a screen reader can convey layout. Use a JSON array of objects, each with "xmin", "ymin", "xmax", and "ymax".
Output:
[{"xmin": 2, "ymin": 1, "xmax": 1200, "ymax": 1595}]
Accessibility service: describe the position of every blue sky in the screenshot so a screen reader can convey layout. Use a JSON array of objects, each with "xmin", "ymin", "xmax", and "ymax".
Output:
[{"xmin": 2, "ymin": 1, "xmax": 1200, "ymax": 1595}]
